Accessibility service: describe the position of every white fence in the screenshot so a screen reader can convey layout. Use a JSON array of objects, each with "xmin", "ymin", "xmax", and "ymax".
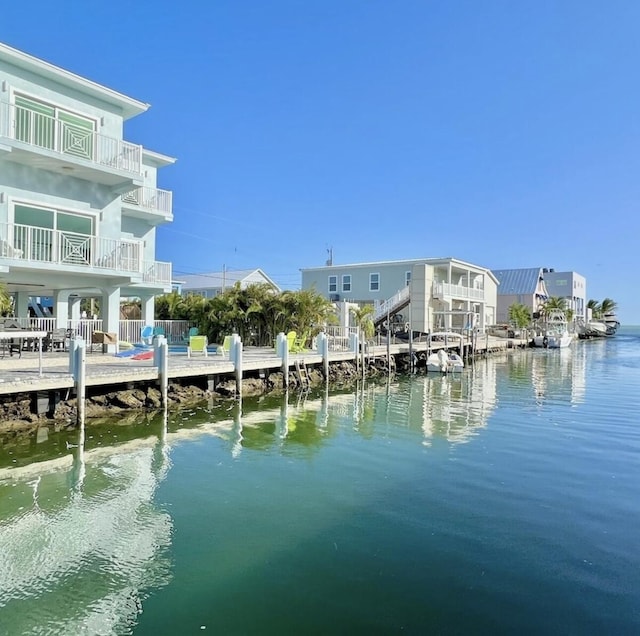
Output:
[{"xmin": 20, "ymin": 318, "xmax": 192, "ymax": 346}]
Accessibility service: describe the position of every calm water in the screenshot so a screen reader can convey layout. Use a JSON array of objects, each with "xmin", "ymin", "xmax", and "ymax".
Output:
[{"xmin": 1, "ymin": 328, "xmax": 639, "ymax": 634}]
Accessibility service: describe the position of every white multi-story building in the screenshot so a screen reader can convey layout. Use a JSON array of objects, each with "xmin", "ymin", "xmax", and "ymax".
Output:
[
  {"xmin": 0, "ymin": 42, "xmax": 174, "ymax": 340},
  {"xmin": 301, "ymin": 257, "xmax": 498, "ymax": 332}
]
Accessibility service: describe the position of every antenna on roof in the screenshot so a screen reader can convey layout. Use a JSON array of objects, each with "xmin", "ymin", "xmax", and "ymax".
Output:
[{"xmin": 326, "ymin": 247, "xmax": 333, "ymax": 267}]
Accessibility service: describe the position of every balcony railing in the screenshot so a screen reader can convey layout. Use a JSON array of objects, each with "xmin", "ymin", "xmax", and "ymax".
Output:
[
  {"xmin": 0, "ymin": 102, "xmax": 142, "ymax": 175},
  {"xmin": 0, "ymin": 223, "xmax": 170, "ymax": 285},
  {"xmin": 6, "ymin": 223, "xmax": 141, "ymax": 271},
  {"xmin": 122, "ymin": 186, "xmax": 173, "ymax": 216},
  {"xmin": 141, "ymin": 260, "xmax": 172, "ymax": 286},
  {"xmin": 432, "ymin": 282, "xmax": 485, "ymax": 301}
]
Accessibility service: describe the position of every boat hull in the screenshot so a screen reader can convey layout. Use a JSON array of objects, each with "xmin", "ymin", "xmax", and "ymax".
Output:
[{"xmin": 532, "ymin": 333, "xmax": 573, "ymax": 348}]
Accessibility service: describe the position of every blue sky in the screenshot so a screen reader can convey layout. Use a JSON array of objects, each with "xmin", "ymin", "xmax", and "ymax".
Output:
[{"xmin": 2, "ymin": 1, "xmax": 639, "ymax": 322}]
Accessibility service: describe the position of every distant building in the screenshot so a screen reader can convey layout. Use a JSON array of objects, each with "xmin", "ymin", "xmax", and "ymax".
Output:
[
  {"xmin": 542, "ymin": 269, "xmax": 586, "ymax": 321},
  {"xmin": 492, "ymin": 268, "xmax": 549, "ymax": 323},
  {"xmin": 493, "ymin": 267, "xmax": 586, "ymax": 323},
  {"xmin": 301, "ymin": 257, "xmax": 498, "ymax": 332},
  {"xmin": 180, "ymin": 268, "xmax": 280, "ymax": 298}
]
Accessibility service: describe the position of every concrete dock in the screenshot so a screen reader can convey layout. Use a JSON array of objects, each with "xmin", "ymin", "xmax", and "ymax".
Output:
[{"xmin": 0, "ymin": 334, "xmax": 528, "ymax": 398}]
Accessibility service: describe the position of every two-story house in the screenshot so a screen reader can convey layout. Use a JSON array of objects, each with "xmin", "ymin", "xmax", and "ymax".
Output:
[
  {"xmin": 492, "ymin": 267, "xmax": 549, "ymax": 323},
  {"xmin": 0, "ymin": 42, "xmax": 174, "ymax": 342},
  {"xmin": 301, "ymin": 257, "xmax": 498, "ymax": 332}
]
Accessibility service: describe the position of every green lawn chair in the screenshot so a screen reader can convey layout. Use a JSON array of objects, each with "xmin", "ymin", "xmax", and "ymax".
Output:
[{"xmin": 187, "ymin": 335, "xmax": 208, "ymax": 357}]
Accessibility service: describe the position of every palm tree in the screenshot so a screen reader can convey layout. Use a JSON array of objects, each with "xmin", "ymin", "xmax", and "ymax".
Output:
[
  {"xmin": 587, "ymin": 299, "xmax": 601, "ymax": 319},
  {"xmin": 542, "ymin": 296, "xmax": 567, "ymax": 318},
  {"xmin": 281, "ymin": 289, "xmax": 335, "ymax": 347},
  {"xmin": 350, "ymin": 304, "xmax": 375, "ymax": 341},
  {"xmin": 0, "ymin": 284, "xmax": 12, "ymax": 316},
  {"xmin": 600, "ymin": 298, "xmax": 617, "ymax": 316},
  {"xmin": 508, "ymin": 302, "xmax": 531, "ymax": 329}
]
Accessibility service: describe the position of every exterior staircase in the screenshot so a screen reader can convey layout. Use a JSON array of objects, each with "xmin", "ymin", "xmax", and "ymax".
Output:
[{"xmin": 373, "ymin": 286, "xmax": 410, "ymax": 327}]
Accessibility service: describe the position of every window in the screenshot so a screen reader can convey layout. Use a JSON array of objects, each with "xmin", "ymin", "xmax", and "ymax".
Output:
[
  {"xmin": 369, "ymin": 272, "xmax": 380, "ymax": 292},
  {"xmin": 342, "ymin": 274, "xmax": 351, "ymax": 292},
  {"xmin": 13, "ymin": 203, "xmax": 94, "ymax": 264},
  {"xmin": 405, "ymin": 271, "xmax": 411, "ymax": 286},
  {"xmin": 328, "ymin": 275, "xmax": 337, "ymax": 293},
  {"xmin": 14, "ymin": 94, "xmax": 95, "ymax": 160}
]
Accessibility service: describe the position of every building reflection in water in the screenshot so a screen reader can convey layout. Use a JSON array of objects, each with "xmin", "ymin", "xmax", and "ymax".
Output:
[
  {"xmin": 526, "ymin": 346, "xmax": 587, "ymax": 406},
  {"xmin": 200, "ymin": 362, "xmax": 498, "ymax": 452},
  {"xmin": 0, "ymin": 409, "xmax": 173, "ymax": 634}
]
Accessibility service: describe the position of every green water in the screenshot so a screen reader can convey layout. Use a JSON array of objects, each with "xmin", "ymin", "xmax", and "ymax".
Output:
[{"xmin": 1, "ymin": 330, "xmax": 640, "ymax": 634}]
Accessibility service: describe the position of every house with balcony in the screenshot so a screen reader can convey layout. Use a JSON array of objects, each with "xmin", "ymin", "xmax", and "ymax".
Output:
[
  {"xmin": 0, "ymin": 42, "xmax": 174, "ymax": 342},
  {"xmin": 301, "ymin": 257, "xmax": 498, "ymax": 332},
  {"xmin": 492, "ymin": 267, "xmax": 549, "ymax": 323}
]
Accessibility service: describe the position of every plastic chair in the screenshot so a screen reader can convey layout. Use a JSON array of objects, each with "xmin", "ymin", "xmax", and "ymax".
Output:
[
  {"xmin": 141, "ymin": 325, "xmax": 154, "ymax": 346},
  {"xmin": 187, "ymin": 335, "xmax": 209, "ymax": 357}
]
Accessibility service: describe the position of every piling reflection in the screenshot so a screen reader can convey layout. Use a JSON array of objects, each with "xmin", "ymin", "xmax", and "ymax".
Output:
[
  {"xmin": 0, "ymin": 412, "xmax": 173, "ymax": 634},
  {"xmin": 194, "ymin": 363, "xmax": 499, "ymax": 453},
  {"xmin": 515, "ymin": 347, "xmax": 587, "ymax": 406}
]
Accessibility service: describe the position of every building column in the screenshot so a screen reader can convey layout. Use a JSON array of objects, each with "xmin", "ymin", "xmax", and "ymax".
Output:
[
  {"xmin": 52, "ymin": 290, "xmax": 71, "ymax": 328},
  {"xmin": 140, "ymin": 294, "xmax": 155, "ymax": 326},
  {"xmin": 70, "ymin": 296, "xmax": 82, "ymax": 323},
  {"xmin": 101, "ymin": 286, "xmax": 121, "ymax": 353},
  {"xmin": 14, "ymin": 291, "xmax": 29, "ymax": 319}
]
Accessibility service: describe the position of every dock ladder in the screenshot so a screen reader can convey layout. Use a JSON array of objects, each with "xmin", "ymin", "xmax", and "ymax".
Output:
[{"xmin": 294, "ymin": 359, "xmax": 311, "ymax": 390}]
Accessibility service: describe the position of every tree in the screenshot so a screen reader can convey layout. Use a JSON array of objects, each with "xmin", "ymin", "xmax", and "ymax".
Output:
[
  {"xmin": 0, "ymin": 284, "xmax": 12, "ymax": 316},
  {"xmin": 587, "ymin": 299, "xmax": 601, "ymax": 319},
  {"xmin": 542, "ymin": 296, "xmax": 567, "ymax": 318},
  {"xmin": 280, "ymin": 289, "xmax": 336, "ymax": 347},
  {"xmin": 600, "ymin": 298, "xmax": 617, "ymax": 316},
  {"xmin": 350, "ymin": 304, "xmax": 375, "ymax": 340},
  {"xmin": 508, "ymin": 302, "xmax": 531, "ymax": 329}
]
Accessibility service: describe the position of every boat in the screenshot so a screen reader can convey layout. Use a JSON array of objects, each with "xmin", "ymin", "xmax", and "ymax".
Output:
[
  {"xmin": 426, "ymin": 332, "xmax": 465, "ymax": 373},
  {"xmin": 533, "ymin": 311, "xmax": 573, "ymax": 348},
  {"xmin": 577, "ymin": 320, "xmax": 608, "ymax": 339},
  {"xmin": 603, "ymin": 311, "xmax": 620, "ymax": 336}
]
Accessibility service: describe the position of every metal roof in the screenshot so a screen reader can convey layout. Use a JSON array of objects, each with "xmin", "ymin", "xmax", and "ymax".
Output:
[{"xmin": 492, "ymin": 268, "xmax": 544, "ymax": 295}]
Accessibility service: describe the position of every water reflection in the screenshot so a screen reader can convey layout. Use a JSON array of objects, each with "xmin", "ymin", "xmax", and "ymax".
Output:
[
  {"xmin": 191, "ymin": 362, "xmax": 498, "ymax": 453},
  {"xmin": 0, "ymin": 410, "xmax": 173, "ymax": 635},
  {"xmin": 517, "ymin": 346, "xmax": 587, "ymax": 406}
]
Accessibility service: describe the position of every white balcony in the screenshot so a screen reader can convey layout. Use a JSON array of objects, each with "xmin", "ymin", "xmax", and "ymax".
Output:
[
  {"xmin": 141, "ymin": 260, "xmax": 172, "ymax": 286},
  {"xmin": 432, "ymin": 282, "xmax": 485, "ymax": 301},
  {"xmin": 1, "ymin": 223, "xmax": 170, "ymax": 285},
  {"xmin": 0, "ymin": 102, "xmax": 142, "ymax": 190},
  {"xmin": 122, "ymin": 186, "xmax": 173, "ymax": 223}
]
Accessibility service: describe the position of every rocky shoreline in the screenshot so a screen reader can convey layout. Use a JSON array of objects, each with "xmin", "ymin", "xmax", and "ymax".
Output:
[{"xmin": 0, "ymin": 357, "xmax": 402, "ymax": 437}]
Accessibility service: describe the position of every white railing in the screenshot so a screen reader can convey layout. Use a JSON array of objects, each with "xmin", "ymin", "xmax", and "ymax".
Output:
[
  {"xmin": 7, "ymin": 223, "xmax": 142, "ymax": 272},
  {"xmin": 20, "ymin": 319, "xmax": 192, "ymax": 346},
  {"xmin": 324, "ymin": 325, "xmax": 357, "ymax": 352},
  {"xmin": 118, "ymin": 320, "xmax": 192, "ymax": 344},
  {"xmin": 374, "ymin": 286, "xmax": 410, "ymax": 323},
  {"xmin": 432, "ymin": 282, "xmax": 484, "ymax": 301},
  {"xmin": 0, "ymin": 102, "xmax": 142, "ymax": 175},
  {"xmin": 122, "ymin": 187, "xmax": 173, "ymax": 215},
  {"xmin": 141, "ymin": 260, "xmax": 172, "ymax": 285}
]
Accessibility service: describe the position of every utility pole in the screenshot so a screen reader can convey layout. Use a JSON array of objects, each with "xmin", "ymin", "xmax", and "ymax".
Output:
[{"xmin": 326, "ymin": 247, "xmax": 333, "ymax": 266}]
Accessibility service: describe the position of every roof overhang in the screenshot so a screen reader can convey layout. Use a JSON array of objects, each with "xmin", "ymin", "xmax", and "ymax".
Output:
[{"xmin": 0, "ymin": 42, "xmax": 149, "ymax": 119}]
